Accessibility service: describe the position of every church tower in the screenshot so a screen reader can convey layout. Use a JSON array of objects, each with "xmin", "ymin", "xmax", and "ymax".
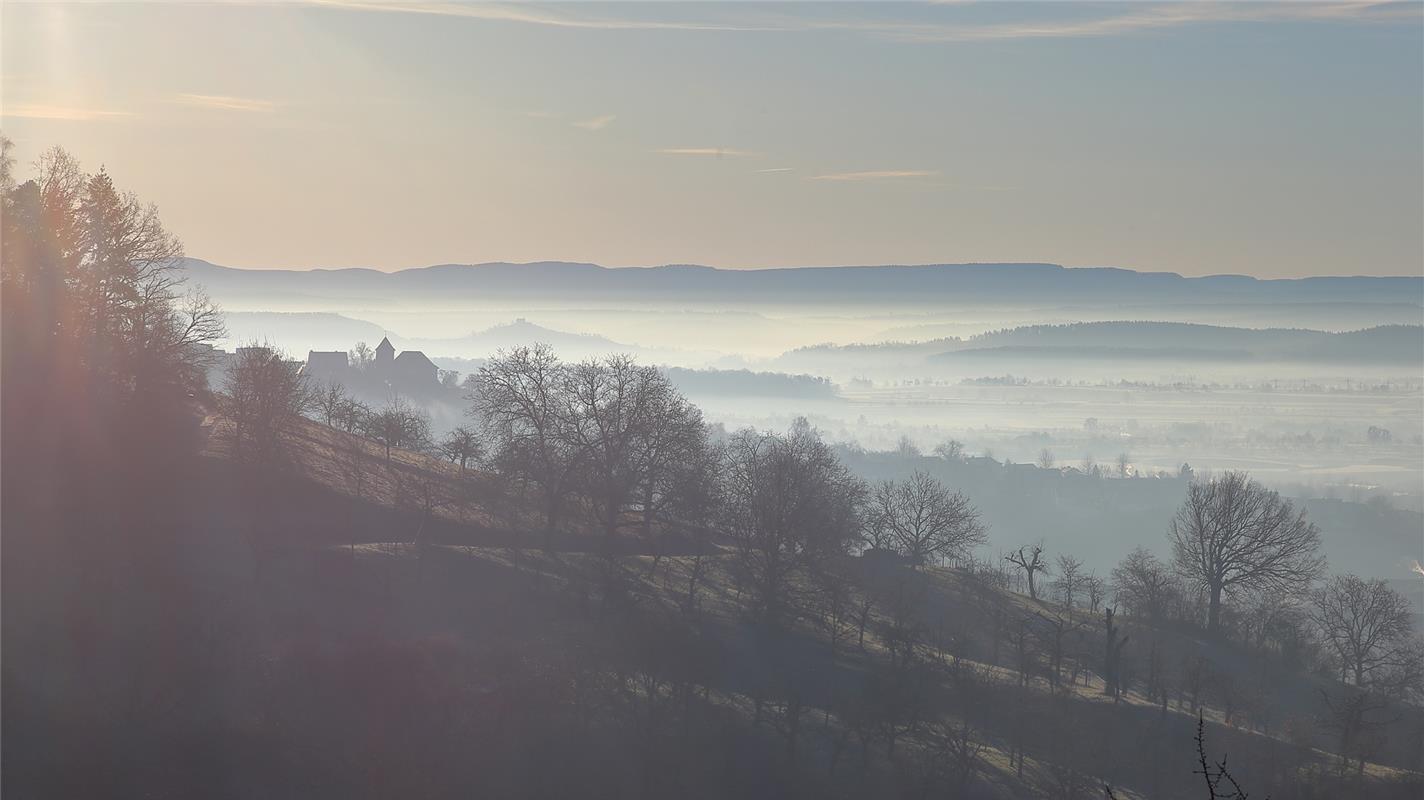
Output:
[{"xmin": 375, "ymin": 336, "xmax": 395, "ymax": 366}]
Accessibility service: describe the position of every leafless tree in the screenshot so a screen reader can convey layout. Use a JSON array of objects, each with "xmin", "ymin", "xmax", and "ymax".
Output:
[
  {"xmin": 314, "ymin": 381, "xmax": 351, "ymax": 428},
  {"xmin": 349, "ymin": 341, "xmax": 374, "ymax": 371},
  {"xmin": 932, "ymin": 439, "xmax": 964, "ymax": 461},
  {"xmin": 1116, "ymin": 452, "xmax": 1132, "ymax": 477},
  {"xmin": 1169, "ymin": 472, "xmax": 1324, "ymax": 633},
  {"xmin": 439, "ymin": 425, "xmax": 483, "ymax": 472},
  {"xmin": 1035, "ymin": 609, "xmax": 1086, "ymax": 692},
  {"xmin": 393, "ymin": 467, "xmax": 460, "ymax": 558},
  {"xmin": 365, "ymin": 397, "xmax": 431, "ymax": 460},
  {"xmin": 1311, "ymin": 574, "xmax": 1420, "ymax": 690},
  {"xmin": 1052, "ymin": 554, "xmax": 1084, "ymax": 609},
  {"xmin": 1319, "ymin": 687, "xmax": 1393, "ymax": 777},
  {"xmin": 719, "ymin": 419, "xmax": 864, "ymax": 624},
  {"xmin": 894, "ymin": 434, "xmax": 921, "ymax": 458},
  {"xmin": 917, "ymin": 718, "xmax": 983, "ymax": 794},
  {"xmin": 1112, "ymin": 546, "xmax": 1180, "ymax": 623},
  {"xmin": 1037, "ymin": 448, "xmax": 1056, "ymax": 469},
  {"xmin": 1005, "ymin": 542, "xmax": 1049, "ymax": 600},
  {"xmin": 470, "ymin": 345, "xmax": 581, "ymax": 542},
  {"xmin": 632, "ymin": 389, "xmax": 716, "ymax": 547},
  {"xmin": 561, "ymin": 355, "xmax": 667, "ymax": 547},
  {"xmin": 335, "ymin": 398, "xmax": 369, "ymax": 434},
  {"xmin": 222, "ymin": 343, "xmax": 312, "ymax": 464},
  {"xmin": 868, "ymin": 471, "xmax": 985, "ymax": 566},
  {"xmin": 1103, "ymin": 607, "xmax": 1129, "ymax": 702},
  {"xmin": 1084, "ymin": 572, "xmax": 1106, "ymax": 614}
]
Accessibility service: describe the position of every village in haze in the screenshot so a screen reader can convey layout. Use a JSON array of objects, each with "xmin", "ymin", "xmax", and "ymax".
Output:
[{"xmin": 3, "ymin": 2, "xmax": 1423, "ymax": 798}]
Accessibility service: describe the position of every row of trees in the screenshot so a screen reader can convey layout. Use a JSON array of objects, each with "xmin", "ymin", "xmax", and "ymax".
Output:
[
  {"xmin": 2, "ymin": 142, "xmax": 224, "ymax": 453},
  {"xmin": 234, "ymin": 339, "xmax": 1416, "ymax": 699}
]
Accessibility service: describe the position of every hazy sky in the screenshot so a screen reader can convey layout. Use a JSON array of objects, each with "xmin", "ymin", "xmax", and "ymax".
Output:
[{"xmin": 4, "ymin": 1, "xmax": 1422, "ymax": 277}]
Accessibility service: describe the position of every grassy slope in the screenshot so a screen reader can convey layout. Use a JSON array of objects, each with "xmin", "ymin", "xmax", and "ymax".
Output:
[{"xmin": 174, "ymin": 415, "xmax": 1422, "ymax": 797}]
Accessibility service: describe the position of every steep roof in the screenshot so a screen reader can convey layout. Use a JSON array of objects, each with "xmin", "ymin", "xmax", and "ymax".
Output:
[
  {"xmin": 394, "ymin": 350, "xmax": 436, "ymax": 370},
  {"xmin": 376, "ymin": 336, "xmax": 395, "ymax": 354}
]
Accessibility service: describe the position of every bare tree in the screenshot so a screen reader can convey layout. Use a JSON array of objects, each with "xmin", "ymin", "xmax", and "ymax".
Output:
[
  {"xmin": 470, "ymin": 345, "xmax": 581, "ymax": 542},
  {"xmin": 335, "ymin": 398, "xmax": 370, "ymax": 434},
  {"xmin": 1084, "ymin": 572, "xmax": 1106, "ymax": 614},
  {"xmin": 1312, "ymin": 574, "xmax": 1420, "ymax": 690},
  {"xmin": 1169, "ymin": 472, "xmax": 1324, "ymax": 633},
  {"xmin": 1005, "ymin": 542, "xmax": 1049, "ymax": 601},
  {"xmin": 932, "ymin": 439, "xmax": 964, "ymax": 461},
  {"xmin": 222, "ymin": 343, "xmax": 312, "ymax": 464},
  {"xmin": 1116, "ymin": 452, "xmax": 1132, "ymax": 477},
  {"xmin": 1112, "ymin": 546, "xmax": 1180, "ymax": 623},
  {"xmin": 632, "ymin": 389, "xmax": 716, "ymax": 547},
  {"xmin": 1036, "ymin": 448, "xmax": 1056, "ymax": 469},
  {"xmin": 1052, "ymin": 554, "xmax": 1084, "ymax": 609},
  {"xmin": 1035, "ymin": 609, "xmax": 1086, "ymax": 692},
  {"xmin": 560, "ymin": 355, "xmax": 702, "ymax": 550},
  {"xmin": 1319, "ymin": 687, "xmax": 1393, "ymax": 777},
  {"xmin": 868, "ymin": 471, "xmax": 985, "ymax": 566},
  {"xmin": 893, "ymin": 435, "xmax": 921, "ymax": 458},
  {"xmin": 439, "ymin": 425, "xmax": 483, "ymax": 472},
  {"xmin": 719, "ymin": 419, "xmax": 864, "ymax": 624},
  {"xmin": 365, "ymin": 397, "xmax": 431, "ymax": 460},
  {"xmin": 314, "ymin": 381, "xmax": 351, "ymax": 428},
  {"xmin": 349, "ymin": 341, "xmax": 374, "ymax": 371},
  {"xmin": 1103, "ymin": 607, "xmax": 1129, "ymax": 701}
]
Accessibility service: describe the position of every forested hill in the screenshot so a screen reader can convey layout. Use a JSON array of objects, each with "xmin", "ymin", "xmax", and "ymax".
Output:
[
  {"xmin": 180, "ymin": 258, "xmax": 1424, "ymax": 307},
  {"xmin": 787, "ymin": 322, "xmax": 1424, "ymax": 364}
]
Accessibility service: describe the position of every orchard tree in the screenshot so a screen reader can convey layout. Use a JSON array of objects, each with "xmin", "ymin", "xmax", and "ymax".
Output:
[
  {"xmin": 470, "ymin": 345, "xmax": 581, "ymax": 538},
  {"xmin": 868, "ymin": 471, "xmax": 985, "ymax": 566},
  {"xmin": 1006, "ymin": 542, "xmax": 1049, "ymax": 601},
  {"xmin": 365, "ymin": 397, "xmax": 431, "ymax": 460},
  {"xmin": 1312, "ymin": 574, "xmax": 1422, "ymax": 690},
  {"xmin": 1169, "ymin": 471, "xmax": 1323, "ymax": 634},
  {"xmin": 439, "ymin": 426, "xmax": 483, "ymax": 472},
  {"xmin": 1111, "ymin": 547, "xmax": 1179, "ymax": 623},
  {"xmin": 223, "ymin": 344, "xmax": 312, "ymax": 464},
  {"xmin": 720, "ymin": 419, "xmax": 864, "ymax": 624},
  {"xmin": 1051, "ymin": 555, "xmax": 1084, "ymax": 609}
]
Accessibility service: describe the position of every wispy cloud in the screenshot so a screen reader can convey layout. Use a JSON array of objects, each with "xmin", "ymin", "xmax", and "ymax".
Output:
[
  {"xmin": 756, "ymin": 167, "xmax": 794, "ymax": 173},
  {"xmin": 5, "ymin": 104, "xmax": 132, "ymax": 121},
  {"xmin": 867, "ymin": 2, "xmax": 1419, "ymax": 43},
  {"xmin": 811, "ymin": 170, "xmax": 939, "ymax": 182},
  {"xmin": 307, "ymin": 1, "xmax": 775, "ymax": 32},
  {"xmin": 173, "ymin": 93, "xmax": 276, "ymax": 113},
  {"xmin": 572, "ymin": 114, "xmax": 616, "ymax": 131},
  {"xmin": 656, "ymin": 147, "xmax": 757, "ymax": 157},
  {"xmin": 306, "ymin": 0, "xmax": 1419, "ymax": 42}
]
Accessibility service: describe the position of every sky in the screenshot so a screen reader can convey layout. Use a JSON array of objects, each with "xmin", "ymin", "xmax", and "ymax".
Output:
[{"xmin": 3, "ymin": 1, "xmax": 1422, "ymax": 277}]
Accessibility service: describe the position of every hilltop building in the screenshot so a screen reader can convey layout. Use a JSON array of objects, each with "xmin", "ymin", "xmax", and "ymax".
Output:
[{"xmin": 302, "ymin": 336, "xmax": 439, "ymax": 394}]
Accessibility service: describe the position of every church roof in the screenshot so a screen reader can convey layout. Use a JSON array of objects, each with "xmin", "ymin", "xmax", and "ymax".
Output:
[
  {"xmin": 376, "ymin": 336, "xmax": 395, "ymax": 353},
  {"xmin": 394, "ymin": 350, "xmax": 436, "ymax": 370}
]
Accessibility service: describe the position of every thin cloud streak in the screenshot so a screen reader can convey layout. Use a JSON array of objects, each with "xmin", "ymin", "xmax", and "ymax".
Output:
[
  {"xmin": 868, "ymin": 2, "xmax": 1421, "ymax": 43},
  {"xmin": 307, "ymin": 1, "xmax": 778, "ymax": 31},
  {"xmin": 811, "ymin": 170, "xmax": 939, "ymax": 182},
  {"xmin": 755, "ymin": 167, "xmax": 794, "ymax": 173},
  {"xmin": 174, "ymin": 94, "xmax": 276, "ymax": 112},
  {"xmin": 5, "ymin": 104, "xmax": 132, "ymax": 121},
  {"xmin": 306, "ymin": 0, "xmax": 1418, "ymax": 42},
  {"xmin": 656, "ymin": 147, "xmax": 757, "ymax": 157},
  {"xmin": 572, "ymin": 114, "xmax": 616, "ymax": 131}
]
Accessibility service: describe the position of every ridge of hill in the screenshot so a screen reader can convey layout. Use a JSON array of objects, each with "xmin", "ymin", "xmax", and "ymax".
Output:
[{"xmin": 181, "ymin": 258, "xmax": 1424, "ymax": 308}]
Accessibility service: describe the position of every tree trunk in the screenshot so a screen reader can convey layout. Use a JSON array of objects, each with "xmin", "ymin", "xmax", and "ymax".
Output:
[{"xmin": 1207, "ymin": 585, "xmax": 1223, "ymax": 634}]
